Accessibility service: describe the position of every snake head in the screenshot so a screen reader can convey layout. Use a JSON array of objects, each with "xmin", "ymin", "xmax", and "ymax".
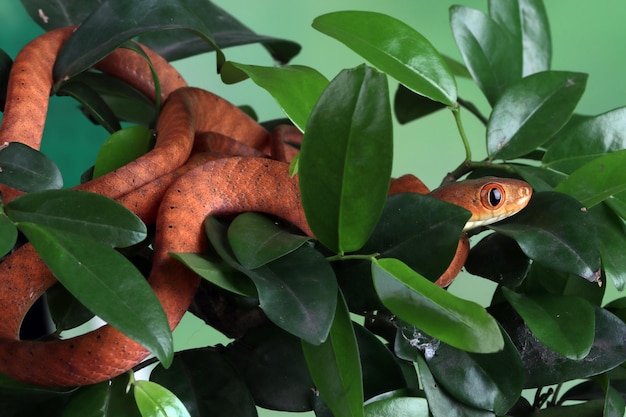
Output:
[{"xmin": 429, "ymin": 176, "xmax": 533, "ymax": 231}]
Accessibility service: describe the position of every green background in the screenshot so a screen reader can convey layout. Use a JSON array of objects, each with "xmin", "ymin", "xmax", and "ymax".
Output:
[{"xmin": 1, "ymin": 1, "xmax": 625, "ymax": 414}]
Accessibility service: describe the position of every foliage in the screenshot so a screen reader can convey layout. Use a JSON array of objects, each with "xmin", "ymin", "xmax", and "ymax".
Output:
[{"xmin": 1, "ymin": 0, "xmax": 626, "ymax": 416}]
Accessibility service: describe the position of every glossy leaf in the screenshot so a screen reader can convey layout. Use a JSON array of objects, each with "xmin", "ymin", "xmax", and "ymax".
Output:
[
  {"xmin": 168, "ymin": 253, "xmax": 256, "ymax": 297},
  {"xmin": 555, "ymin": 148, "xmax": 626, "ymax": 208},
  {"xmin": 490, "ymin": 192, "xmax": 601, "ymax": 282},
  {"xmin": 299, "ymin": 65, "xmax": 393, "ymax": 253},
  {"xmin": 133, "ymin": 380, "xmax": 191, "ymax": 417},
  {"xmin": 415, "ymin": 356, "xmax": 494, "ymax": 417},
  {"xmin": 372, "ymin": 258, "xmax": 504, "ymax": 353},
  {"xmin": 302, "ymin": 292, "xmax": 364, "ymax": 417},
  {"xmin": 488, "ymin": 0, "xmax": 551, "ymax": 76},
  {"xmin": 248, "ymin": 244, "xmax": 337, "ymax": 345},
  {"xmin": 151, "ymin": 348, "xmax": 256, "ymax": 417},
  {"xmin": 543, "ymin": 107, "xmax": 626, "ymax": 173},
  {"xmin": 0, "ymin": 48, "xmax": 11, "ymax": 111},
  {"xmin": 589, "ymin": 204, "xmax": 626, "ymax": 290},
  {"xmin": 597, "ymin": 374, "xmax": 626, "ymax": 417},
  {"xmin": 394, "ymin": 84, "xmax": 446, "ymax": 124},
  {"xmin": 228, "ymin": 212, "xmax": 311, "ymax": 269},
  {"xmin": 502, "ymin": 289, "xmax": 595, "ymax": 360},
  {"xmin": 534, "ymin": 400, "xmax": 604, "ymax": 416},
  {"xmin": 93, "ymin": 126, "xmax": 154, "ymax": 179},
  {"xmin": 0, "ymin": 142, "xmax": 63, "ymax": 192},
  {"xmin": 53, "ymin": 0, "xmax": 225, "ymax": 82},
  {"xmin": 137, "ymin": 2, "xmax": 300, "ymax": 63},
  {"xmin": 223, "ymin": 327, "xmax": 314, "ymax": 412},
  {"xmin": 56, "ymin": 80, "xmax": 122, "ymax": 134},
  {"xmin": 493, "ymin": 304, "xmax": 626, "ymax": 388},
  {"xmin": 6, "ymin": 189, "xmax": 146, "ymax": 248},
  {"xmin": 20, "ymin": 0, "xmax": 99, "ymax": 28},
  {"xmin": 0, "ymin": 213, "xmax": 17, "ymax": 258},
  {"xmin": 17, "ymin": 223, "xmax": 173, "ymax": 367},
  {"xmin": 450, "ymin": 6, "xmax": 521, "ymax": 106},
  {"xmin": 363, "ymin": 392, "xmax": 429, "ymax": 417},
  {"xmin": 510, "ymin": 164, "xmax": 566, "ymax": 192},
  {"xmin": 46, "ymin": 284, "xmax": 95, "ymax": 332},
  {"xmin": 487, "ymin": 71, "xmax": 587, "ymax": 160},
  {"xmin": 313, "ymin": 11, "xmax": 457, "ymax": 105},
  {"xmin": 61, "ymin": 378, "xmax": 141, "ymax": 417},
  {"xmin": 221, "ymin": 63, "xmax": 328, "ymax": 132},
  {"xmin": 424, "ymin": 330, "xmax": 523, "ymax": 414}
]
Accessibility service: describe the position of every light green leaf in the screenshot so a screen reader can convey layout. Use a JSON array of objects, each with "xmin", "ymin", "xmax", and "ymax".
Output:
[
  {"xmin": 93, "ymin": 126, "xmax": 154, "ymax": 179},
  {"xmin": 133, "ymin": 380, "xmax": 191, "ymax": 417}
]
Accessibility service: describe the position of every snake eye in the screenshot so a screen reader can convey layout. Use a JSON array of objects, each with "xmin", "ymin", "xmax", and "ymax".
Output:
[{"xmin": 480, "ymin": 183, "xmax": 505, "ymax": 209}]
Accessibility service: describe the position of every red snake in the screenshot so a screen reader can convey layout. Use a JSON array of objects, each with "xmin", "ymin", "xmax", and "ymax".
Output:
[{"xmin": 0, "ymin": 28, "xmax": 532, "ymax": 387}]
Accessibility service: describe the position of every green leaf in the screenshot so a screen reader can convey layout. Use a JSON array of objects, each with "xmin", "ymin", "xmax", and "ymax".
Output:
[
  {"xmin": 6, "ymin": 189, "xmax": 146, "ymax": 248},
  {"xmin": 596, "ymin": 374, "xmax": 626, "ymax": 417},
  {"xmin": 589, "ymin": 204, "xmax": 626, "ymax": 290},
  {"xmin": 393, "ymin": 84, "xmax": 446, "ymax": 124},
  {"xmin": 415, "ymin": 356, "xmax": 494, "ymax": 417},
  {"xmin": 543, "ymin": 107, "xmax": 626, "ymax": 173},
  {"xmin": 56, "ymin": 80, "xmax": 122, "ymax": 134},
  {"xmin": 364, "ymin": 392, "xmax": 429, "ymax": 417},
  {"xmin": 19, "ymin": 0, "xmax": 99, "ymax": 29},
  {"xmin": 299, "ymin": 65, "xmax": 393, "ymax": 253},
  {"xmin": 510, "ymin": 164, "xmax": 566, "ymax": 192},
  {"xmin": 313, "ymin": 11, "xmax": 457, "ymax": 105},
  {"xmin": 18, "ymin": 223, "xmax": 173, "ymax": 367},
  {"xmin": 46, "ymin": 284, "xmax": 95, "ymax": 332},
  {"xmin": 93, "ymin": 126, "xmax": 154, "ymax": 179},
  {"xmin": 450, "ymin": 6, "xmax": 522, "ymax": 106},
  {"xmin": 487, "ymin": 71, "xmax": 587, "ymax": 160},
  {"xmin": 0, "ymin": 142, "xmax": 63, "ymax": 192},
  {"xmin": 151, "ymin": 348, "xmax": 256, "ymax": 417},
  {"xmin": 424, "ymin": 330, "xmax": 524, "ymax": 415},
  {"xmin": 221, "ymin": 63, "xmax": 328, "ymax": 131},
  {"xmin": 137, "ymin": 2, "xmax": 300, "ymax": 63},
  {"xmin": 168, "ymin": 253, "xmax": 256, "ymax": 297},
  {"xmin": 488, "ymin": 0, "xmax": 551, "ymax": 76},
  {"xmin": 247, "ymin": 244, "xmax": 337, "ymax": 345},
  {"xmin": 61, "ymin": 378, "xmax": 141, "ymax": 417},
  {"xmin": 133, "ymin": 380, "xmax": 191, "ymax": 417},
  {"xmin": 502, "ymin": 289, "xmax": 595, "ymax": 360},
  {"xmin": 223, "ymin": 327, "xmax": 314, "ymax": 412},
  {"xmin": 490, "ymin": 192, "xmax": 601, "ymax": 282},
  {"xmin": 53, "ymin": 0, "xmax": 225, "ymax": 82},
  {"xmin": 555, "ymin": 149, "xmax": 626, "ymax": 208},
  {"xmin": 372, "ymin": 258, "xmax": 504, "ymax": 353},
  {"xmin": 0, "ymin": 213, "xmax": 17, "ymax": 258},
  {"xmin": 0, "ymin": 48, "xmax": 12, "ymax": 112},
  {"xmin": 302, "ymin": 291, "xmax": 364, "ymax": 417},
  {"xmin": 228, "ymin": 212, "xmax": 311, "ymax": 269}
]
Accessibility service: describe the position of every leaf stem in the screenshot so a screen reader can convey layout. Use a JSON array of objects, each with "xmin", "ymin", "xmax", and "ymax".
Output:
[
  {"xmin": 326, "ymin": 252, "xmax": 379, "ymax": 262},
  {"xmin": 451, "ymin": 105, "xmax": 472, "ymax": 162}
]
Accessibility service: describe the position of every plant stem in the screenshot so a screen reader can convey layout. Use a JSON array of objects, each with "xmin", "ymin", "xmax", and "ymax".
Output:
[
  {"xmin": 451, "ymin": 105, "xmax": 472, "ymax": 162},
  {"xmin": 326, "ymin": 253, "xmax": 379, "ymax": 262}
]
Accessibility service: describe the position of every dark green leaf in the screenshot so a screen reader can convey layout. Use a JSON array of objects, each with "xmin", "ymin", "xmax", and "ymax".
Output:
[
  {"xmin": 151, "ymin": 348, "xmax": 256, "ymax": 417},
  {"xmin": 0, "ymin": 142, "xmax": 63, "ymax": 192},
  {"xmin": 18, "ymin": 223, "xmax": 173, "ymax": 367},
  {"xmin": 510, "ymin": 164, "xmax": 566, "ymax": 192},
  {"xmin": 493, "ymin": 304, "xmax": 626, "ymax": 388},
  {"xmin": 589, "ymin": 204, "xmax": 626, "ymax": 290},
  {"xmin": 246, "ymin": 244, "xmax": 337, "ymax": 345},
  {"xmin": 534, "ymin": 400, "xmax": 604, "ymax": 416},
  {"xmin": 133, "ymin": 380, "xmax": 190, "ymax": 417},
  {"xmin": 543, "ymin": 107, "xmax": 626, "ymax": 173},
  {"xmin": 488, "ymin": 0, "xmax": 551, "ymax": 76},
  {"xmin": 555, "ymin": 149, "xmax": 626, "ymax": 208},
  {"xmin": 168, "ymin": 253, "xmax": 256, "ymax": 297},
  {"xmin": 299, "ymin": 65, "xmax": 393, "ymax": 253},
  {"xmin": 53, "ymin": 0, "xmax": 225, "ymax": 82},
  {"xmin": 596, "ymin": 374, "xmax": 626, "ymax": 417},
  {"xmin": 93, "ymin": 126, "xmax": 154, "ymax": 179},
  {"xmin": 223, "ymin": 326, "xmax": 314, "ymax": 412},
  {"xmin": 490, "ymin": 192, "xmax": 601, "ymax": 282},
  {"xmin": 204, "ymin": 216, "xmax": 246, "ymax": 272},
  {"xmin": 450, "ymin": 6, "xmax": 522, "ymax": 106},
  {"xmin": 394, "ymin": 84, "xmax": 446, "ymax": 124},
  {"xmin": 228, "ymin": 212, "xmax": 311, "ymax": 269},
  {"xmin": 137, "ymin": 2, "xmax": 300, "ymax": 63},
  {"xmin": 6, "ymin": 189, "xmax": 146, "ymax": 248},
  {"xmin": 46, "ymin": 284, "xmax": 94, "ymax": 332},
  {"xmin": 56, "ymin": 80, "xmax": 122, "ymax": 134},
  {"xmin": 302, "ymin": 291, "xmax": 364, "ymax": 417},
  {"xmin": 372, "ymin": 258, "xmax": 504, "ymax": 353},
  {"xmin": 0, "ymin": 212, "xmax": 17, "ymax": 258},
  {"xmin": 415, "ymin": 356, "xmax": 494, "ymax": 417},
  {"xmin": 502, "ymin": 289, "xmax": 595, "ymax": 360},
  {"xmin": 313, "ymin": 11, "xmax": 457, "ymax": 105},
  {"xmin": 0, "ymin": 48, "xmax": 12, "ymax": 111},
  {"xmin": 424, "ymin": 330, "xmax": 523, "ymax": 414},
  {"xmin": 363, "ymin": 392, "xmax": 429, "ymax": 417},
  {"xmin": 486, "ymin": 71, "xmax": 587, "ymax": 160},
  {"xmin": 221, "ymin": 63, "xmax": 327, "ymax": 132},
  {"xmin": 61, "ymin": 377, "xmax": 141, "ymax": 417},
  {"xmin": 19, "ymin": 0, "xmax": 99, "ymax": 28}
]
